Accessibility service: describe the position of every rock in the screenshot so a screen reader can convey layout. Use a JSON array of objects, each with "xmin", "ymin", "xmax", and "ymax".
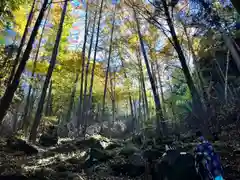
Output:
[
  {"xmin": 50, "ymin": 143, "xmax": 78, "ymax": 154},
  {"xmin": 84, "ymin": 148, "xmax": 112, "ymax": 168},
  {"xmin": 119, "ymin": 145, "xmax": 139, "ymax": 157},
  {"xmin": 0, "ymin": 175, "xmax": 28, "ymax": 180},
  {"xmin": 143, "ymin": 148, "xmax": 163, "ymax": 162},
  {"xmin": 6, "ymin": 137, "xmax": 38, "ymax": 155},
  {"xmin": 153, "ymin": 150, "xmax": 201, "ymax": 180},
  {"xmin": 105, "ymin": 142, "xmax": 123, "ymax": 150},
  {"xmin": 39, "ymin": 134, "xmax": 58, "ymax": 147},
  {"xmin": 110, "ymin": 163, "xmax": 145, "ymax": 177},
  {"xmin": 129, "ymin": 152, "xmax": 145, "ymax": 166},
  {"xmin": 75, "ymin": 136, "xmax": 104, "ymax": 150}
]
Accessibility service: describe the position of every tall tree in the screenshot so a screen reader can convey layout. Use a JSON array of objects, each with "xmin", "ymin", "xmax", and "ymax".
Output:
[
  {"xmin": 102, "ymin": 6, "xmax": 116, "ymax": 119},
  {"xmin": 7, "ymin": 0, "xmax": 36, "ymax": 86},
  {"xmin": 161, "ymin": 0, "xmax": 206, "ymax": 121},
  {"xmin": 29, "ymin": 0, "xmax": 68, "ymax": 142},
  {"xmin": 133, "ymin": 6, "xmax": 165, "ymax": 135},
  {"xmin": 82, "ymin": 7, "xmax": 98, "ymax": 126},
  {"xmin": 0, "ymin": 0, "xmax": 49, "ymax": 124},
  {"xmin": 88, "ymin": 0, "xmax": 104, "ymax": 111},
  {"xmin": 21, "ymin": 6, "xmax": 51, "ymax": 132},
  {"xmin": 76, "ymin": 2, "xmax": 89, "ymax": 131}
]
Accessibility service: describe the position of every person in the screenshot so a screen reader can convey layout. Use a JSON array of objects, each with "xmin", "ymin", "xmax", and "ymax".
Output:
[{"xmin": 194, "ymin": 131, "xmax": 224, "ymax": 180}]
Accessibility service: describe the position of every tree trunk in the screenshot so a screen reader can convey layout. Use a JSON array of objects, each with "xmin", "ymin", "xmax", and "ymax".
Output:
[
  {"xmin": 119, "ymin": 56, "xmax": 135, "ymax": 124},
  {"xmin": 162, "ymin": 0, "xmax": 205, "ymax": 122},
  {"xmin": 21, "ymin": 6, "xmax": 51, "ymax": 132},
  {"xmin": 155, "ymin": 61, "xmax": 166, "ymax": 117},
  {"xmin": 76, "ymin": 2, "xmax": 89, "ymax": 131},
  {"xmin": 45, "ymin": 80, "xmax": 52, "ymax": 116},
  {"xmin": 0, "ymin": 0, "xmax": 48, "ymax": 125},
  {"xmin": 133, "ymin": 7, "xmax": 165, "ymax": 135},
  {"xmin": 182, "ymin": 24, "xmax": 206, "ymax": 107},
  {"xmin": 136, "ymin": 49, "xmax": 149, "ymax": 121},
  {"xmin": 88, "ymin": 0, "xmax": 104, "ymax": 116},
  {"xmin": 7, "ymin": 0, "xmax": 36, "ymax": 86},
  {"xmin": 82, "ymin": 7, "xmax": 98, "ymax": 128},
  {"xmin": 102, "ymin": 6, "xmax": 116, "ymax": 119},
  {"xmin": 29, "ymin": 0, "xmax": 68, "ymax": 142}
]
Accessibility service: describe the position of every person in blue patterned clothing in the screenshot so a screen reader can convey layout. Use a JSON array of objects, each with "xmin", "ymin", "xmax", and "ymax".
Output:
[{"xmin": 194, "ymin": 131, "xmax": 224, "ymax": 180}]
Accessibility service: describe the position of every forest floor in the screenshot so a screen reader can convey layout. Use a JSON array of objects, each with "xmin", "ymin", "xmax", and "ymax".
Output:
[{"xmin": 0, "ymin": 124, "xmax": 240, "ymax": 180}]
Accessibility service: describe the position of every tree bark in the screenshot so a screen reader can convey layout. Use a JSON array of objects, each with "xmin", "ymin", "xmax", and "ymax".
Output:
[
  {"xmin": 29, "ymin": 0, "xmax": 68, "ymax": 142},
  {"xmin": 161, "ymin": 0, "xmax": 205, "ymax": 122},
  {"xmin": 136, "ymin": 49, "xmax": 149, "ymax": 121},
  {"xmin": 82, "ymin": 7, "xmax": 98, "ymax": 129},
  {"xmin": 133, "ymin": 7, "xmax": 165, "ymax": 135},
  {"xmin": 76, "ymin": 2, "xmax": 89, "ymax": 131},
  {"xmin": 21, "ymin": 6, "xmax": 51, "ymax": 132},
  {"xmin": 88, "ymin": 0, "xmax": 104, "ymax": 115},
  {"xmin": 102, "ymin": 6, "xmax": 116, "ymax": 119},
  {"xmin": 7, "ymin": 0, "xmax": 36, "ymax": 86},
  {"xmin": 0, "ymin": 0, "xmax": 48, "ymax": 125}
]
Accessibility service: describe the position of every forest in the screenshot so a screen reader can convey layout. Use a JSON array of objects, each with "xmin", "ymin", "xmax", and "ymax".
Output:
[{"xmin": 0, "ymin": 0, "xmax": 240, "ymax": 179}]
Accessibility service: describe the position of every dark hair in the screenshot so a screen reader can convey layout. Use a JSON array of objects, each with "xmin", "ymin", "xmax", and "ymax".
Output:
[{"xmin": 196, "ymin": 131, "xmax": 202, "ymax": 137}]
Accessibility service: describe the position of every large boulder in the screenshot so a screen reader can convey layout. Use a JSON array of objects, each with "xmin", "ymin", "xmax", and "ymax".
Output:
[
  {"xmin": 153, "ymin": 150, "xmax": 201, "ymax": 180},
  {"xmin": 75, "ymin": 135, "xmax": 110, "ymax": 150},
  {"xmin": 119, "ymin": 144, "xmax": 139, "ymax": 157},
  {"xmin": 39, "ymin": 125, "xmax": 58, "ymax": 147},
  {"xmin": 6, "ymin": 137, "xmax": 38, "ymax": 155},
  {"xmin": 110, "ymin": 162, "xmax": 145, "ymax": 177},
  {"xmin": 84, "ymin": 148, "xmax": 112, "ymax": 168}
]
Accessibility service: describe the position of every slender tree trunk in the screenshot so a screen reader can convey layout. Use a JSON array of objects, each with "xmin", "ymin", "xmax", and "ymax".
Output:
[
  {"xmin": 136, "ymin": 49, "xmax": 149, "ymax": 121},
  {"xmin": 29, "ymin": 0, "xmax": 68, "ymax": 142},
  {"xmin": 119, "ymin": 56, "xmax": 135, "ymax": 123},
  {"xmin": 21, "ymin": 6, "xmax": 51, "ymax": 132},
  {"xmin": 45, "ymin": 80, "xmax": 52, "ymax": 116},
  {"xmin": 110, "ymin": 72, "xmax": 116, "ymax": 123},
  {"xmin": 82, "ymin": 7, "xmax": 98, "ymax": 128},
  {"xmin": 102, "ymin": 6, "xmax": 116, "ymax": 119},
  {"xmin": 88, "ymin": 0, "xmax": 104, "ymax": 107},
  {"xmin": 76, "ymin": 2, "xmax": 89, "ymax": 131},
  {"xmin": 133, "ymin": 7, "xmax": 165, "ymax": 135},
  {"xmin": 155, "ymin": 61, "xmax": 166, "ymax": 117},
  {"xmin": 162, "ymin": 0, "xmax": 205, "ymax": 122},
  {"xmin": 0, "ymin": 0, "xmax": 48, "ymax": 125},
  {"xmin": 8, "ymin": 0, "xmax": 36, "ymax": 86},
  {"xmin": 182, "ymin": 24, "xmax": 206, "ymax": 107},
  {"xmin": 225, "ymin": 51, "xmax": 230, "ymax": 103}
]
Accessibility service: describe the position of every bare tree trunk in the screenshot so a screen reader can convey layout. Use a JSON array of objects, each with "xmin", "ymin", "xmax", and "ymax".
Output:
[
  {"xmin": 76, "ymin": 2, "xmax": 89, "ymax": 131},
  {"xmin": 102, "ymin": 6, "xmax": 116, "ymax": 118},
  {"xmin": 225, "ymin": 51, "xmax": 230, "ymax": 103},
  {"xmin": 162, "ymin": 0, "xmax": 205, "ymax": 122},
  {"xmin": 133, "ymin": 7, "xmax": 165, "ymax": 135},
  {"xmin": 136, "ymin": 49, "xmax": 149, "ymax": 121},
  {"xmin": 45, "ymin": 80, "xmax": 52, "ymax": 116},
  {"xmin": 155, "ymin": 61, "xmax": 166, "ymax": 117},
  {"xmin": 21, "ymin": 6, "xmax": 51, "ymax": 132},
  {"xmin": 182, "ymin": 24, "xmax": 206, "ymax": 108},
  {"xmin": 0, "ymin": 0, "xmax": 48, "ymax": 125},
  {"xmin": 119, "ymin": 56, "xmax": 135, "ymax": 123},
  {"xmin": 8, "ymin": 0, "xmax": 36, "ymax": 86},
  {"xmin": 82, "ymin": 7, "xmax": 98, "ymax": 130},
  {"xmin": 88, "ymin": 0, "xmax": 104, "ymax": 112},
  {"xmin": 29, "ymin": 0, "xmax": 68, "ymax": 142}
]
